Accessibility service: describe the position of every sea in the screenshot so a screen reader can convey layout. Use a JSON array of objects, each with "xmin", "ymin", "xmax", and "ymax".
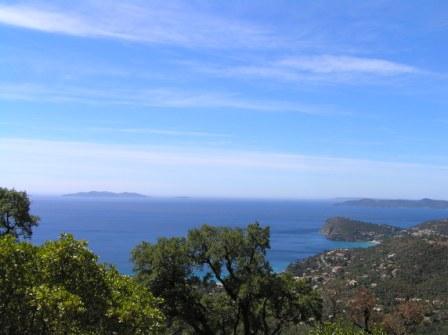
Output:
[{"xmin": 30, "ymin": 196, "xmax": 448, "ymax": 274}]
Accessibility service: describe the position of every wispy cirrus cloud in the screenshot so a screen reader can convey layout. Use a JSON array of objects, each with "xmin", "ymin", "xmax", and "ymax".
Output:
[
  {"xmin": 0, "ymin": 1, "xmax": 276, "ymax": 48},
  {"xmin": 0, "ymin": 83, "xmax": 341, "ymax": 115},
  {"xmin": 0, "ymin": 2, "xmax": 425, "ymax": 87},
  {"xmin": 278, "ymin": 55, "xmax": 418, "ymax": 75},
  {"xmin": 0, "ymin": 3, "xmax": 108, "ymax": 37},
  {"xmin": 194, "ymin": 54, "xmax": 422, "ymax": 84},
  {"xmin": 91, "ymin": 127, "xmax": 230, "ymax": 138}
]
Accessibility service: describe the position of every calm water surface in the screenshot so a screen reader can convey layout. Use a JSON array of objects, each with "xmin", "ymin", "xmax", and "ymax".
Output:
[{"xmin": 30, "ymin": 196, "xmax": 448, "ymax": 274}]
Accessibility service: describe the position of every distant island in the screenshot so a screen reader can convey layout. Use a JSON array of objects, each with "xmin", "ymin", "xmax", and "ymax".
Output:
[
  {"xmin": 63, "ymin": 191, "xmax": 148, "ymax": 198},
  {"xmin": 335, "ymin": 198, "xmax": 448, "ymax": 209}
]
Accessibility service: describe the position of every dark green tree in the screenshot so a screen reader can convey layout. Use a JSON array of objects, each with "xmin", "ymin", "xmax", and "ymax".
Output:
[
  {"xmin": 0, "ymin": 187, "xmax": 39, "ymax": 239},
  {"xmin": 132, "ymin": 223, "xmax": 322, "ymax": 335},
  {"xmin": 132, "ymin": 237, "xmax": 214, "ymax": 334}
]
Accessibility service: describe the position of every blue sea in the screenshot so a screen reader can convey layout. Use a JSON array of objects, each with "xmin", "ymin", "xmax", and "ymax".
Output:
[{"xmin": 30, "ymin": 196, "xmax": 448, "ymax": 274}]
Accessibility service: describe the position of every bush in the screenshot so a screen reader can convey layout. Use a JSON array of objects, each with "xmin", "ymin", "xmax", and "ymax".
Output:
[{"xmin": 0, "ymin": 234, "xmax": 164, "ymax": 335}]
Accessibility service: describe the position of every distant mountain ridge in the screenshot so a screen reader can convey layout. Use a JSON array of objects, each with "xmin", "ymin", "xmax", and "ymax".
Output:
[
  {"xmin": 336, "ymin": 198, "xmax": 448, "ymax": 209},
  {"xmin": 63, "ymin": 191, "xmax": 148, "ymax": 198}
]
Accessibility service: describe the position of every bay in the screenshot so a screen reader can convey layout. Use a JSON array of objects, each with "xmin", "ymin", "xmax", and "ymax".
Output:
[{"xmin": 30, "ymin": 196, "xmax": 448, "ymax": 274}]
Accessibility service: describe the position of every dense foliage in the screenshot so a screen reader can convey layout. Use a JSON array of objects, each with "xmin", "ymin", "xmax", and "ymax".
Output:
[
  {"xmin": 0, "ymin": 234, "xmax": 164, "ymax": 335},
  {"xmin": 0, "ymin": 187, "xmax": 39, "ymax": 238},
  {"xmin": 132, "ymin": 223, "xmax": 322, "ymax": 335}
]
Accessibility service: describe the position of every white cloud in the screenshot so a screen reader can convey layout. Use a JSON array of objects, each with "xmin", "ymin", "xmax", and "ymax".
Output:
[
  {"xmin": 0, "ymin": 2, "xmax": 275, "ymax": 48},
  {"xmin": 193, "ymin": 55, "xmax": 421, "ymax": 85},
  {"xmin": 91, "ymin": 127, "xmax": 230, "ymax": 138},
  {"xmin": 0, "ymin": 83, "xmax": 339, "ymax": 115},
  {"xmin": 1, "ymin": 138, "xmax": 448, "ymax": 198},
  {"xmin": 0, "ymin": 4, "xmax": 106, "ymax": 37},
  {"xmin": 0, "ymin": 2, "xmax": 424, "ymax": 88},
  {"xmin": 278, "ymin": 55, "xmax": 418, "ymax": 75}
]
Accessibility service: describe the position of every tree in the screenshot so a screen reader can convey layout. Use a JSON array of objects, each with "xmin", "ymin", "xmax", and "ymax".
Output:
[
  {"xmin": 132, "ymin": 223, "xmax": 322, "ymax": 335},
  {"xmin": 105, "ymin": 268, "xmax": 166, "ymax": 335},
  {"xmin": 0, "ymin": 234, "xmax": 38, "ymax": 334},
  {"xmin": 132, "ymin": 236, "xmax": 213, "ymax": 334},
  {"xmin": 0, "ymin": 187, "xmax": 39, "ymax": 239},
  {"xmin": 382, "ymin": 301, "xmax": 426, "ymax": 335},
  {"xmin": 0, "ymin": 234, "xmax": 165, "ymax": 335},
  {"xmin": 28, "ymin": 284, "xmax": 86, "ymax": 334},
  {"xmin": 349, "ymin": 288, "xmax": 376, "ymax": 333}
]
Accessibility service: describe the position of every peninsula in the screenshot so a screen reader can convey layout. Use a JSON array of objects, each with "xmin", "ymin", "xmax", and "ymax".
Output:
[{"xmin": 320, "ymin": 217, "xmax": 402, "ymax": 242}]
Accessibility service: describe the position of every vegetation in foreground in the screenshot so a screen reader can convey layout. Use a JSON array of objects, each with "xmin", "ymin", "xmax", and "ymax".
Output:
[
  {"xmin": 7, "ymin": 186, "xmax": 446, "ymax": 334},
  {"xmin": 132, "ymin": 223, "xmax": 322, "ymax": 334},
  {"xmin": 0, "ymin": 234, "xmax": 165, "ymax": 335},
  {"xmin": 1, "ymin": 188, "xmax": 164, "ymax": 334}
]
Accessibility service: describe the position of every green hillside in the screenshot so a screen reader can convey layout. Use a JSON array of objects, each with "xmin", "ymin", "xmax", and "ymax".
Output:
[
  {"xmin": 320, "ymin": 217, "xmax": 402, "ymax": 242},
  {"xmin": 288, "ymin": 218, "xmax": 448, "ymax": 334}
]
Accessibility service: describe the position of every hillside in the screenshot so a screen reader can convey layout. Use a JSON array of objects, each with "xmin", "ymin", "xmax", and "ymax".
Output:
[
  {"xmin": 288, "ymin": 234, "xmax": 448, "ymax": 301},
  {"xmin": 336, "ymin": 198, "xmax": 448, "ymax": 209},
  {"xmin": 288, "ymin": 218, "xmax": 448, "ymax": 334},
  {"xmin": 321, "ymin": 217, "xmax": 402, "ymax": 242},
  {"xmin": 412, "ymin": 218, "xmax": 448, "ymax": 236}
]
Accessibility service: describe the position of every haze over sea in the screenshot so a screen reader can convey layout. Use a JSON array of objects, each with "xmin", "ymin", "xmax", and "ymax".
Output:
[{"xmin": 29, "ymin": 196, "xmax": 448, "ymax": 274}]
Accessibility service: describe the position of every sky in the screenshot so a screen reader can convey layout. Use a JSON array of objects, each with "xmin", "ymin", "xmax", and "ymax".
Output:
[{"xmin": 1, "ymin": 0, "xmax": 448, "ymax": 198}]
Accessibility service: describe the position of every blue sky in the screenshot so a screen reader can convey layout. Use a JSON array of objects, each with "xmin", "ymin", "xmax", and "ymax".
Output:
[{"xmin": 1, "ymin": 0, "xmax": 448, "ymax": 198}]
